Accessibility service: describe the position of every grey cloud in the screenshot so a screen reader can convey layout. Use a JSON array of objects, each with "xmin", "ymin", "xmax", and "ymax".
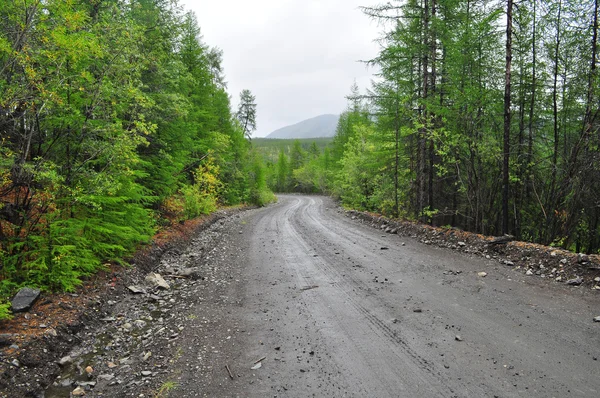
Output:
[{"xmin": 181, "ymin": 0, "xmax": 380, "ymax": 136}]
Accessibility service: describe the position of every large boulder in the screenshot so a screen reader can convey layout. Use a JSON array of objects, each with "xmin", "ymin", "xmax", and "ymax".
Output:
[{"xmin": 11, "ymin": 287, "xmax": 41, "ymax": 313}]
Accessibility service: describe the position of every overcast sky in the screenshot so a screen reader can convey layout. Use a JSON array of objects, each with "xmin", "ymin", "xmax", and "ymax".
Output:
[{"xmin": 179, "ymin": 0, "xmax": 382, "ymax": 137}]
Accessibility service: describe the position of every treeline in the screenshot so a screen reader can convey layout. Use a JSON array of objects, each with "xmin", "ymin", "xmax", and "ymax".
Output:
[
  {"xmin": 0, "ymin": 0, "xmax": 272, "ymax": 315},
  {"xmin": 254, "ymin": 138, "xmax": 332, "ymax": 193},
  {"xmin": 269, "ymin": 0, "xmax": 599, "ymax": 254}
]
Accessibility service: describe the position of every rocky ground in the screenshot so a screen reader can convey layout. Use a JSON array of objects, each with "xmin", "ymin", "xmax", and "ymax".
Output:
[
  {"xmin": 0, "ymin": 197, "xmax": 599, "ymax": 398},
  {"xmin": 0, "ymin": 207, "xmax": 255, "ymax": 398}
]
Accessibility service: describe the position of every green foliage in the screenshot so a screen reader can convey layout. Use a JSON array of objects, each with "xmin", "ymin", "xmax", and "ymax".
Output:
[
  {"xmin": 237, "ymin": 89, "xmax": 258, "ymax": 139},
  {"xmin": 335, "ymin": 124, "xmax": 381, "ymax": 210},
  {"xmin": 0, "ymin": 0, "xmax": 274, "ymax": 305},
  {"xmin": 332, "ymin": 0, "xmax": 600, "ymax": 252},
  {"xmin": 253, "ymin": 137, "xmax": 333, "ymax": 158},
  {"xmin": 0, "ymin": 302, "xmax": 11, "ymax": 321},
  {"xmin": 247, "ymin": 151, "xmax": 276, "ymax": 206},
  {"xmin": 181, "ymin": 157, "xmax": 222, "ymax": 219}
]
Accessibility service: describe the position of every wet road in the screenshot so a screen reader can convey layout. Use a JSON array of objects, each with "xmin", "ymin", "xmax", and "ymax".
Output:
[{"xmin": 232, "ymin": 195, "xmax": 600, "ymax": 398}]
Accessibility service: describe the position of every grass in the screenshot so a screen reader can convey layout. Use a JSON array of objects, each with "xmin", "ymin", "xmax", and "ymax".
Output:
[{"xmin": 154, "ymin": 381, "xmax": 178, "ymax": 398}]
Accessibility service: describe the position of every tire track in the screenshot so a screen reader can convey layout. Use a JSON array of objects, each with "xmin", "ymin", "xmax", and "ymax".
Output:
[{"xmin": 279, "ymin": 197, "xmax": 458, "ymax": 397}]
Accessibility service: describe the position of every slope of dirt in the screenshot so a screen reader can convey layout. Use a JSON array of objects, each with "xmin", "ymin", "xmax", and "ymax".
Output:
[{"xmin": 0, "ymin": 208, "xmax": 249, "ymax": 398}]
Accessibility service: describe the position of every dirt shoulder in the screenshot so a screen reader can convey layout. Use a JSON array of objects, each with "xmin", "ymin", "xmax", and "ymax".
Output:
[
  {"xmin": 0, "ymin": 207, "xmax": 251, "ymax": 398},
  {"xmin": 344, "ymin": 209, "xmax": 600, "ymax": 291}
]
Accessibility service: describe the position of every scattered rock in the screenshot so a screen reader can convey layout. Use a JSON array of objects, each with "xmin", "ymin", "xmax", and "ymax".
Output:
[
  {"xmin": 98, "ymin": 374, "xmax": 115, "ymax": 381},
  {"xmin": 526, "ymin": 269, "xmax": 533, "ymax": 276},
  {"xmin": 72, "ymin": 386, "xmax": 86, "ymax": 396},
  {"xmin": 46, "ymin": 328, "xmax": 58, "ymax": 337},
  {"xmin": 594, "ymin": 277, "xmax": 600, "ymax": 283},
  {"xmin": 380, "ymin": 247, "xmax": 389, "ymax": 250},
  {"xmin": 489, "ymin": 235, "xmax": 514, "ymax": 245},
  {"xmin": 0, "ymin": 334, "xmax": 15, "ymax": 347},
  {"xmin": 578, "ymin": 253, "xmax": 589, "ymax": 264},
  {"xmin": 455, "ymin": 335, "xmax": 463, "ymax": 341},
  {"xmin": 58, "ymin": 355, "xmax": 74, "ymax": 367},
  {"xmin": 177, "ymin": 267, "xmax": 203, "ymax": 280},
  {"xmin": 566, "ymin": 276, "xmax": 584, "ymax": 286},
  {"xmin": 458, "ymin": 242, "xmax": 466, "ymax": 247},
  {"xmin": 145, "ymin": 273, "xmax": 170, "ymax": 290},
  {"xmin": 504, "ymin": 260, "xmax": 515, "ymax": 266},
  {"xmin": 127, "ymin": 285, "xmax": 146, "ymax": 294},
  {"xmin": 141, "ymin": 370, "xmax": 152, "ymax": 377},
  {"xmin": 85, "ymin": 365, "xmax": 94, "ymax": 375},
  {"xmin": 10, "ymin": 287, "xmax": 41, "ymax": 313},
  {"xmin": 148, "ymin": 294, "xmax": 161, "ymax": 302},
  {"xmin": 478, "ymin": 272, "xmax": 487, "ymax": 277},
  {"xmin": 413, "ymin": 308, "xmax": 423, "ymax": 313},
  {"xmin": 251, "ymin": 362, "xmax": 262, "ymax": 370},
  {"xmin": 593, "ymin": 316, "xmax": 600, "ymax": 323},
  {"xmin": 133, "ymin": 319, "xmax": 147, "ymax": 329},
  {"xmin": 78, "ymin": 381, "xmax": 96, "ymax": 388}
]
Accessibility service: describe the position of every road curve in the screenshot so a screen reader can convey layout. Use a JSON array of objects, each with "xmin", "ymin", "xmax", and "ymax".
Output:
[{"xmin": 230, "ymin": 195, "xmax": 600, "ymax": 398}]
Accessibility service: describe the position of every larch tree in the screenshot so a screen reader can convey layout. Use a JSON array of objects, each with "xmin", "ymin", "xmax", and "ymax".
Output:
[{"xmin": 237, "ymin": 89, "xmax": 257, "ymax": 140}]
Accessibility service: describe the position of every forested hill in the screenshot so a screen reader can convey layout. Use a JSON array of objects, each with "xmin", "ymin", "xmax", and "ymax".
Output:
[
  {"xmin": 265, "ymin": 114, "xmax": 339, "ymax": 139},
  {"xmin": 0, "ymin": 1, "xmax": 272, "ymax": 317}
]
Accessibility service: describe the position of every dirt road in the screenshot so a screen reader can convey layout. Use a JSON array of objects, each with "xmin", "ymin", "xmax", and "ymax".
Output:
[{"xmin": 159, "ymin": 195, "xmax": 599, "ymax": 398}]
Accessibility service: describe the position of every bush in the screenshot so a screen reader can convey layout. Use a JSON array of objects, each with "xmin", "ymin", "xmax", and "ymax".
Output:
[
  {"xmin": 182, "ymin": 185, "xmax": 217, "ymax": 218},
  {"xmin": 0, "ymin": 302, "xmax": 12, "ymax": 321},
  {"xmin": 250, "ymin": 187, "xmax": 276, "ymax": 207}
]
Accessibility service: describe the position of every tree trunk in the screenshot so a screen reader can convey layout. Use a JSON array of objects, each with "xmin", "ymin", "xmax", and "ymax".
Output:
[
  {"xmin": 502, "ymin": 0, "xmax": 513, "ymax": 235},
  {"xmin": 549, "ymin": 0, "xmax": 562, "ymax": 230},
  {"xmin": 394, "ymin": 102, "xmax": 399, "ymax": 218}
]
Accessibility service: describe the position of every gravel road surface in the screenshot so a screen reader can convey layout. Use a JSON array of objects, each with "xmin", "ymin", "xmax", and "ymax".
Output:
[{"xmin": 165, "ymin": 194, "xmax": 600, "ymax": 398}]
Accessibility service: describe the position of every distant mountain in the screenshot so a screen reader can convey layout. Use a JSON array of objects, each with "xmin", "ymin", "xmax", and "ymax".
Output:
[{"xmin": 265, "ymin": 114, "xmax": 339, "ymax": 139}]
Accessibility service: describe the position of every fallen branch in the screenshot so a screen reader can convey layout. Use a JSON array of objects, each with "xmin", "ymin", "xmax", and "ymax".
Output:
[
  {"xmin": 225, "ymin": 364, "xmax": 234, "ymax": 380},
  {"xmin": 253, "ymin": 356, "xmax": 266, "ymax": 364},
  {"xmin": 300, "ymin": 285, "xmax": 319, "ymax": 291}
]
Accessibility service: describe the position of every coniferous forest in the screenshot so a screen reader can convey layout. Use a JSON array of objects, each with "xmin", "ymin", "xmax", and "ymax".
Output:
[
  {"xmin": 268, "ymin": 0, "xmax": 599, "ymax": 256},
  {"xmin": 0, "ymin": 0, "xmax": 273, "ymax": 317},
  {"xmin": 0, "ymin": 0, "xmax": 599, "ymax": 318}
]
